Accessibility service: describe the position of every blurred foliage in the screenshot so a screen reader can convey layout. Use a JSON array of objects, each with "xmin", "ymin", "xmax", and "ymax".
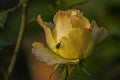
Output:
[
  {"xmin": 0, "ymin": 10, "xmax": 8, "ymax": 28},
  {"xmin": 0, "ymin": 0, "xmax": 120, "ymax": 80}
]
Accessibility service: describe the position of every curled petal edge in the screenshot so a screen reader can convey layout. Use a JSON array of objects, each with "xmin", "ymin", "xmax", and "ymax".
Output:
[
  {"xmin": 91, "ymin": 20, "xmax": 108, "ymax": 43},
  {"xmin": 82, "ymin": 20, "xmax": 108, "ymax": 58},
  {"xmin": 36, "ymin": 15, "xmax": 56, "ymax": 49},
  {"xmin": 32, "ymin": 42, "xmax": 79, "ymax": 65}
]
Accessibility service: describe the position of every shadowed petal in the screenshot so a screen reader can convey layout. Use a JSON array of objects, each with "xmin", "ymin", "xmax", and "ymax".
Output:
[
  {"xmin": 82, "ymin": 20, "xmax": 107, "ymax": 58},
  {"xmin": 90, "ymin": 20, "xmax": 107, "ymax": 43}
]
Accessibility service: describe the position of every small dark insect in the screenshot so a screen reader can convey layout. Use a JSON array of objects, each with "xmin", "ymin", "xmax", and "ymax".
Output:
[{"xmin": 56, "ymin": 42, "xmax": 61, "ymax": 49}]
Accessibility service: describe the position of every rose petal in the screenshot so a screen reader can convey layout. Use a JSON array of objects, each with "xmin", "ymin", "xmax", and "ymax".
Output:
[
  {"xmin": 53, "ymin": 10, "xmax": 73, "ymax": 42},
  {"xmin": 82, "ymin": 20, "xmax": 107, "ymax": 58},
  {"xmin": 96, "ymin": 27, "xmax": 108, "ymax": 43},
  {"xmin": 53, "ymin": 28, "xmax": 89, "ymax": 59},
  {"xmin": 36, "ymin": 15, "xmax": 56, "ymax": 49},
  {"xmin": 32, "ymin": 42, "xmax": 79, "ymax": 65},
  {"xmin": 65, "ymin": 10, "xmax": 91, "ymax": 29}
]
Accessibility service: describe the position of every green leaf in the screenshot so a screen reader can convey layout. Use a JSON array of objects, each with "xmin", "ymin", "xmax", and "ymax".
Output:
[
  {"xmin": 0, "ymin": 7, "xmax": 16, "ymax": 28},
  {"xmin": 0, "ymin": 10, "xmax": 8, "ymax": 28},
  {"xmin": 65, "ymin": 0, "xmax": 88, "ymax": 8},
  {"xmin": 19, "ymin": 0, "xmax": 28, "ymax": 6},
  {"xmin": 50, "ymin": 0, "xmax": 87, "ymax": 12}
]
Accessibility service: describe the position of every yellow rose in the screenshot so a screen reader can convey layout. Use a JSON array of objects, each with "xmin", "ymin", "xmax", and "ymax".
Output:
[
  {"xmin": 32, "ymin": 10, "xmax": 107, "ymax": 65},
  {"xmin": 32, "ymin": 10, "xmax": 108, "ymax": 79}
]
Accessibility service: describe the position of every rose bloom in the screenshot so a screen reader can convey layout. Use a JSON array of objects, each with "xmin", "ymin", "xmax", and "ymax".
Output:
[{"xmin": 32, "ymin": 9, "xmax": 107, "ymax": 79}]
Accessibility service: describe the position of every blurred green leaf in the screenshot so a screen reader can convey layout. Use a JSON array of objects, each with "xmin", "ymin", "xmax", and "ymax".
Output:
[
  {"xmin": 0, "ymin": 8, "xmax": 21, "ymax": 46},
  {"xmin": 65, "ymin": 0, "xmax": 88, "ymax": 8},
  {"xmin": 0, "ymin": 7, "xmax": 17, "ymax": 28},
  {"xmin": 51, "ymin": 0, "xmax": 87, "ymax": 12},
  {"xmin": 0, "ymin": 37, "xmax": 15, "ymax": 46},
  {"xmin": 19, "ymin": 0, "xmax": 27, "ymax": 5},
  {"xmin": 0, "ymin": 10, "xmax": 8, "ymax": 28}
]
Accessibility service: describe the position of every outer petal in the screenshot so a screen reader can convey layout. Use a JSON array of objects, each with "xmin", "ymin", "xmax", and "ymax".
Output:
[
  {"xmin": 54, "ymin": 28, "xmax": 88, "ymax": 59},
  {"xmin": 82, "ymin": 20, "xmax": 107, "ymax": 58},
  {"xmin": 71, "ymin": 15, "xmax": 91, "ymax": 29},
  {"xmin": 65, "ymin": 10, "xmax": 91, "ymax": 29},
  {"xmin": 81, "ymin": 36, "xmax": 93, "ymax": 59},
  {"xmin": 90, "ymin": 20, "xmax": 107, "ymax": 43},
  {"xmin": 53, "ymin": 10, "xmax": 73, "ymax": 42},
  {"xmin": 36, "ymin": 15, "xmax": 56, "ymax": 49},
  {"xmin": 32, "ymin": 42, "xmax": 79, "ymax": 65}
]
